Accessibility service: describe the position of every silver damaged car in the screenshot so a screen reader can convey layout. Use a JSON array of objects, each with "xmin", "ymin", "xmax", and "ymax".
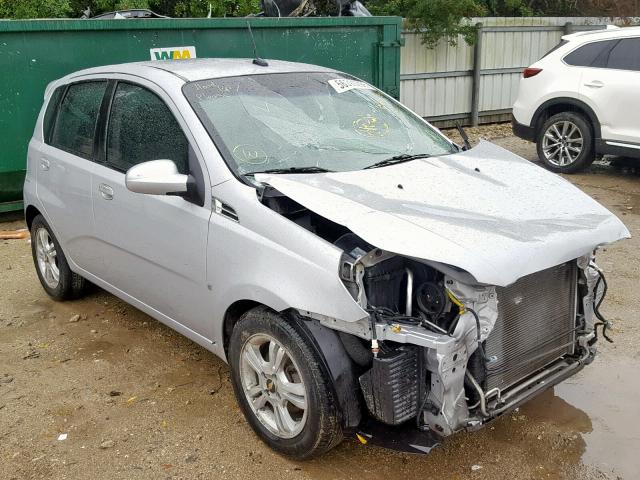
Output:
[{"xmin": 24, "ymin": 59, "xmax": 629, "ymax": 458}]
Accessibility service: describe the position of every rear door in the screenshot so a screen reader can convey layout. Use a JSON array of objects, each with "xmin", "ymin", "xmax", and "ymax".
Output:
[
  {"xmin": 35, "ymin": 80, "xmax": 108, "ymax": 273},
  {"xmin": 90, "ymin": 78, "xmax": 213, "ymax": 339},
  {"xmin": 577, "ymin": 37, "xmax": 640, "ymax": 144}
]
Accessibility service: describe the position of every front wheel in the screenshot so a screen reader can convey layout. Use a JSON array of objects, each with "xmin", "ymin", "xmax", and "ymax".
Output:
[
  {"xmin": 228, "ymin": 307, "xmax": 343, "ymax": 459},
  {"xmin": 537, "ymin": 112, "xmax": 594, "ymax": 173}
]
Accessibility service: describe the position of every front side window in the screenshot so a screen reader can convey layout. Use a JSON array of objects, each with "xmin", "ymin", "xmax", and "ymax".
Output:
[
  {"xmin": 106, "ymin": 82, "xmax": 189, "ymax": 174},
  {"xmin": 606, "ymin": 38, "xmax": 640, "ymax": 71},
  {"xmin": 183, "ymin": 72, "xmax": 455, "ymax": 176},
  {"xmin": 563, "ymin": 40, "xmax": 617, "ymax": 68},
  {"xmin": 50, "ymin": 81, "xmax": 107, "ymax": 159}
]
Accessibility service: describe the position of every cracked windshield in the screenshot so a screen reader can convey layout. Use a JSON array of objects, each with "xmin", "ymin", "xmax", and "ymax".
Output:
[{"xmin": 183, "ymin": 72, "xmax": 455, "ymax": 175}]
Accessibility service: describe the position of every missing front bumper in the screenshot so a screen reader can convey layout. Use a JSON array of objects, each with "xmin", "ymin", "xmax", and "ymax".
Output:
[{"xmin": 351, "ymin": 353, "xmax": 590, "ymax": 455}]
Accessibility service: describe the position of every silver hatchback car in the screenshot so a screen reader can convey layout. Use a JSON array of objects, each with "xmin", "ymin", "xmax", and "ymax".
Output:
[{"xmin": 24, "ymin": 58, "xmax": 628, "ymax": 458}]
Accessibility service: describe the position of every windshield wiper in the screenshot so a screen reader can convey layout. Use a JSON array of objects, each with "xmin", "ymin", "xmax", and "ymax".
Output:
[
  {"xmin": 244, "ymin": 166, "xmax": 333, "ymax": 176},
  {"xmin": 364, "ymin": 153, "xmax": 432, "ymax": 170}
]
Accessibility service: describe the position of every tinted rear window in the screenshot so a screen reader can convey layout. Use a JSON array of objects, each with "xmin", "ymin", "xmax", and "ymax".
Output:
[
  {"xmin": 606, "ymin": 38, "xmax": 640, "ymax": 71},
  {"xmin": 50, "ymin": 81, "xmax": 107, "ymax": 159},
  {"xmin": 564, "ymin": 40, "xmax": 617, "ymax": 67}
]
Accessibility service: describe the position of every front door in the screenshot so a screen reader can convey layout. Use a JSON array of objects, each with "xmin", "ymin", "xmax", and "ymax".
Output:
[{"xmin": 91, "ymin": 80, "xmax": 213, "ymax": 339}]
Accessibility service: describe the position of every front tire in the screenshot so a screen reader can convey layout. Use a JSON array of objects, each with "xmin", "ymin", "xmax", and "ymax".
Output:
[
  {"xmin": 228, "ymin": 307, "xmax": 343, "ymax": 459},
  {"xmin": 30, "ymin": 214, "xmax": 86, "ymax": 300},
  {"xmin": 537, "ymin": 112, "xmax": 594, "ymax": 173}
]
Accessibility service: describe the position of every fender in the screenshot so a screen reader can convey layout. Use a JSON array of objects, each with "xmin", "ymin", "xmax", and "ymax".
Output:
[{"xmin": 531, "ymin": 97, "xmax": 602, "ymax": 140}]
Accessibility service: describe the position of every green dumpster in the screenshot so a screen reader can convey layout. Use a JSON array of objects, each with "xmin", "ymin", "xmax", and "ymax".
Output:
[{"xmin": 0, "ymin": 16, "xmax": 402, "ymax": 212}]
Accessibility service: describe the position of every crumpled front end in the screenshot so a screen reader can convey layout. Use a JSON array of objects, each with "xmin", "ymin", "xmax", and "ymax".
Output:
[
  {"xmin": 321, "ymin": 242, "xmax": 607, "ymax": 445},
  {"xmin": 253, "ymin": 141, "xmax": 626, "ymax": 450}
]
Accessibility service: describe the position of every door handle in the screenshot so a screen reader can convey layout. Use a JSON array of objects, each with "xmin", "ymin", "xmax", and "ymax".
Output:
[
  {"xmin": 584, "ymin": 80, "xmax": 604, "ymax": 88},
  {"xmin": 98, "ymin": 183, "xmax": 114, "ymax": 200},
  {"xmin": 40, "ymin": 158, "xmax": 50, "ymax": 171}
]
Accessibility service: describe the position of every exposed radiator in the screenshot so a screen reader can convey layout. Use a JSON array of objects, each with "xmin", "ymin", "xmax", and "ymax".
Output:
[{"xmin": 484, "ymin": 261, "xmax": 577, "ymax": 391}]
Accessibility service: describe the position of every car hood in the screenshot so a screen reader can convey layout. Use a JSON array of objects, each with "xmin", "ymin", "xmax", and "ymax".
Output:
[{"xmin": 256, "ymin": 141, "xmax": 630, "ymax": 286}]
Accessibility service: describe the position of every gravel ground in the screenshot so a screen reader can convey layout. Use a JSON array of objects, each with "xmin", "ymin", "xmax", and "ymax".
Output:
[{"xmin": 1, "ymin": 125, "xmax": 639, "ymax": 479}]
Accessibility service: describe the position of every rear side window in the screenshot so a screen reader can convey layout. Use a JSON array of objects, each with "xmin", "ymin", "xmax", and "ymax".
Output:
[
  {"xmin": 50, "ymin": 81, "xmax": 107, "ymax": 159},
  {"xmin": 105, "ymin": 82, "xmax": 189, "ymax": 174},
  {"xmin": 42, "ymin": 87, "xmax": 64, "ymax": 143},
  {"xmin": 563, "ymin": 40, "xmax": 617, "ymax": 67},
  {"xmin": 606, "ymin": 38, "xmax": 640, "ymax": 71}
]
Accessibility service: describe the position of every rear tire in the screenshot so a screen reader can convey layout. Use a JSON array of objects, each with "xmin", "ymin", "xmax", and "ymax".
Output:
[
  {"xmin": 30, "ymin": 214, "xmax": 86, "ymax": 300},
  {"xmin": 537, "ymin": 112, "xmax": 594, "ymax": 173},
  {"xmin": 228, "ymin": 307, "xmax": 343, "ymax": 459}
]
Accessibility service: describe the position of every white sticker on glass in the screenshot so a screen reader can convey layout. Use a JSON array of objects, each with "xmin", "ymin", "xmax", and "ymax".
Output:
[{"xmin": 328, "ymin": 79, "xmax": 375, "ymax": 94}]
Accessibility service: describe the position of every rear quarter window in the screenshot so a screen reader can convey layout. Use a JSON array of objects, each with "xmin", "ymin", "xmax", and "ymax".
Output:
[
  {"xmin": 563, "ymin": 40, "xmax": 618, "ymax": 67},
  {"xmin": 42, "ymin": 87, "xmax": 64, "ymax": 144},
  {"xmin": 49, "ymin": 81, "xmax": 107, "ymax": 160}
]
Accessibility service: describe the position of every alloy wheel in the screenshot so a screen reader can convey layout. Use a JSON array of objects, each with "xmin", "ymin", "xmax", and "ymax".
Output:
[
  {"xmin": 239, "ymin": 333, "xmax": 308, "ymax": 439},
  {"xmin": 35, "ymin": 227, "xmax": 60, "ymax": 289},
  {"xmin": 542, "ymin": 120, "xmax": 584, "ymax": 167}
]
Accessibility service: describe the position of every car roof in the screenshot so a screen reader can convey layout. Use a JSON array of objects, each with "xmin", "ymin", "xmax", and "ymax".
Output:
[
  {"xmin": 562, "ymin": 25, "xmax": 640, "ymax": 43},
  {"xmin": 64, "ymin": 58, "xmax": 338, "ymax": 83}
]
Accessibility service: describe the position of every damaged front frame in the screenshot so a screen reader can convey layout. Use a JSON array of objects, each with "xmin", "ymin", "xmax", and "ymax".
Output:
[{"xmin": 298, "ymin": 249, "xmax": 603, "ymax": 441}]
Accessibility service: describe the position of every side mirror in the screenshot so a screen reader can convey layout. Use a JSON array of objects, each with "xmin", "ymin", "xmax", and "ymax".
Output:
[{"xmin": 125, "ymin": 160, "xmax": 188, "ymax": 196}]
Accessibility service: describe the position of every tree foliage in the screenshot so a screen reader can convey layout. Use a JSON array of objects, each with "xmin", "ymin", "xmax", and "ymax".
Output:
[
  {"xmin": 0, "ymin": 0, "xmax": 71, "ymax": 18},
  {"xmin": 367, "ymin": 0, "xmax": 640, "ymax": 47},
  {"xmin": 369, "ymin": 0, "xmax": 486, "ymax": 47},
  {"xmin": 0, "ymin": 0, "xmax": 261, "ymax": 18},
  {"xmin": 174, "ymin": 0, "xmax": 259, "ymax": 17},
  {"xmin": 2, "ymin": 0, "xmax": 638, "ymax": 49}
]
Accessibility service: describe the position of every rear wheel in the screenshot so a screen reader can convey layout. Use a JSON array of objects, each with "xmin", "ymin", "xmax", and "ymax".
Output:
[
  {"xmin": 30, "ymin": 214, "xmax": 86, "ymax": 300},
  {"xmin": 228, "ymin": 307, "xmax": 342, "ymax": 459},
  {"xmin": 537, "ymin": 112, "xmax": 594, "ymax": 173}
]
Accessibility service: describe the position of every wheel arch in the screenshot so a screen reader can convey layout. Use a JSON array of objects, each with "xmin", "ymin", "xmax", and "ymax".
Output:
[
  {"xmin": 532, "ymin": 97, "xmax": 601, "ymax": 140},
  {"xmin": 222, "ymin": 299, "xmax": 262, "ymax": 357},
  {"xmin": 25, "ymin": 204, "xmax": 42, "ymax": 230}
]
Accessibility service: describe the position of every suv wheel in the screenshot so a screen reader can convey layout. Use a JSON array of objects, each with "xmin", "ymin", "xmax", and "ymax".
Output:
[
  {"xmin": 228, "ymin": 307, "xmax": 342, "ymax": 459},
  {"xmin": 30, "ymin": 214, "xmax": 87, "ymax": 300},
  {"xmin": 537, "ymin": 112, "xmax": 594, "ymax": 173}
]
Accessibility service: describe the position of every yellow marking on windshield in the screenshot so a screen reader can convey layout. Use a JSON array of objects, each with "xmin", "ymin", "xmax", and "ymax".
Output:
[{"xmin": 353, "ymin": 114, "xmax": 389, "ymax": 137}]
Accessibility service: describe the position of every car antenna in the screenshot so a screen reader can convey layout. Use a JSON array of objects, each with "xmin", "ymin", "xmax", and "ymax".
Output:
[{"xmin": 246, "ymin": 22, "xmax": 269, "ymax": 67}]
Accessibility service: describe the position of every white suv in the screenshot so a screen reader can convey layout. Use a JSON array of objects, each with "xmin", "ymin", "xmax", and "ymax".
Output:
[{"xmin": 513, "ymin": 26, "xmax": 640, "ymax": 173}]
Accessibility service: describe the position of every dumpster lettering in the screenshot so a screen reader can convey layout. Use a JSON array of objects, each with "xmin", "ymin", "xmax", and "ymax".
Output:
[{"xmin": 150, "ymin": 46, "xmax": 196, "ymax": 61}]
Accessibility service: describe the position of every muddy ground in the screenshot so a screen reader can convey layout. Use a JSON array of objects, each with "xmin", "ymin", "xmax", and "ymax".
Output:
[{"xmin": 1, "ymin": 128, "xmax": 639, "ymax": 479}]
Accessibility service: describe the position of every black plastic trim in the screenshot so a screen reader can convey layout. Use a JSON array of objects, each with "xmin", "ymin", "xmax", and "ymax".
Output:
[
  {"xmin": 187, "ymin": 144, "xmax": 205, "ymax": 206},
  {"xmin": 511, "ymin": 115, "xmax": 535, "ymax": 142},
  {"xmin": 531, "ymin": 97, "xmax": 602, "ymax": 140},
  {"xmin": 595, "ymin": 139, "xmax": 640, "ymax": 159},
  {"xmin": 95, "ymin": 80, "xmax": 117, "ymax": 165},
  {"xmin": 288, "ymin": 311, "xmax": 363, "ymax": 429}
]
